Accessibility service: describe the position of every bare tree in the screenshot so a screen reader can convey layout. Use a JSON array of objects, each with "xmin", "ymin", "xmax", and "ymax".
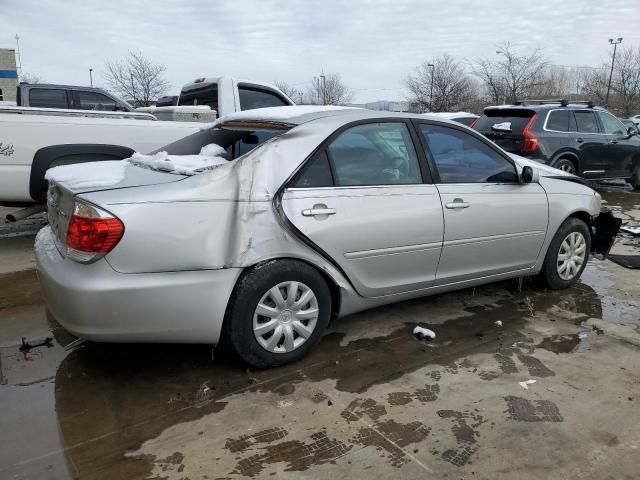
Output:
[
  {"xmin": 274, "ymin": 81, "xmax": 303, "ymax": 103},
  {"xmin": 471, "ymin": 42, "xmax": 548, "ymax": 104},
  {"xmin": 304, "ymin": 73, "xmax": 353, "ymax": 105},
  {"xmin": 405, "ymin": 54, "xmax": 475, "ymax": 112},
  {"xmin": 104, "ymin": 51, "xmax": 171, "ymax": 107},
  {"xmin": 19, "ymin": 72, "xmax": 44, "ymax": 84}
]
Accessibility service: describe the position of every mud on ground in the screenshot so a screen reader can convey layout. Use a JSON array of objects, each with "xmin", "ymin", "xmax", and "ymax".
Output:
[{"xmin": 0, "ymin": 191, "xmax": 639, "ymax": 480}]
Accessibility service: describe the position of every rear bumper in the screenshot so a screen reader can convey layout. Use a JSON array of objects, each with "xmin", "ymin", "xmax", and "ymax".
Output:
[{"xmin": 35, "ymin": 226, "xmax": 242, "ymax": 344}]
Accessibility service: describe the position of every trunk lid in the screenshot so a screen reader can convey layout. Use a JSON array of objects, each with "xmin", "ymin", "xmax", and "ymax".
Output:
[
  {"xmin": 46, "ymin": 162, "xmax": 187, "ymax": 252},
  {"xmin": 473, "ymin": 108, "xmax": 536, "ymax": 153}
]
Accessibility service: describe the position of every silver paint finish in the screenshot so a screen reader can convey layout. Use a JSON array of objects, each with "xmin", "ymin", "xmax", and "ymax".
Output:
[{"xmin": 35, "ymin": 109, "xmax": 602, "ymax": 344}]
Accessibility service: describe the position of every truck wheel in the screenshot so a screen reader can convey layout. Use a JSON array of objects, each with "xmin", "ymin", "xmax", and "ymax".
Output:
[
  {"xmin": 551, "ymin": 157, "xmax": 577, "ymax": 174},
  {"xmin": 224, "ymin": 260, "xmax": 331, "ymax": 368},
  {"xmin": 538, "ymin": 218, "xmax": 590, "ymax": 290}
]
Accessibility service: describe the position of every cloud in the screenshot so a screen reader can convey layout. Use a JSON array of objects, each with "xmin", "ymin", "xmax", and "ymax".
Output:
[{"xmin": 2, "ymin": 0, "xmax": 639, "ymax": 102}]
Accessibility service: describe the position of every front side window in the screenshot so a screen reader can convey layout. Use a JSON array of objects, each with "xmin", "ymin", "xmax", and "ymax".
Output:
[
  {"xmin": 574, "ymin": 110, "xmax": 599, "ymax": 134},
  {"xmin": 420, "ymin": 124, "xmax": 518, "ymax": 183},
  {"xmin": 238, "ymin": 87, "xmax": 289, "ymax": 110},
  {"xmin": 326, "ymin": 122, "xmax": 422, "ymax": 186},
  {"xmin": 76, "ymin": 91, "xmax": 117, "ymax": 111},
  {"xmin": 597, "ymin": 111, "xmax": 626, "ymax": 135},
  {"xmin": 29, "ymin": 88, "xmax": 68, "ymax": 109}
]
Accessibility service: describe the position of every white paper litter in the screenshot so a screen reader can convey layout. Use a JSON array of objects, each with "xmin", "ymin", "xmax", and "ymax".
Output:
[
  {"xmin": 127, "ymin": 143, "xmax": 229, "ymax": 175},
  {"xmin": 518, "ymin": 379, "xmax": 537, "ymax": 390},
  {"xmin": 492, "ymin": 122, "xmax": 512, "ymax": 132},
  {"xmin": 413, "ymin": 326, "xmax": 436, "ymax": 340},
  {"xmin": 494, "ymin": 320, "xmax": 503, "ymax": 327},
  {"xmin": 620, "ymin": 226, "xmax": 640, "ymax": 236},
  {"xmin": 45, "ymin": 160, "xmax": 127, "ymax": 189}
]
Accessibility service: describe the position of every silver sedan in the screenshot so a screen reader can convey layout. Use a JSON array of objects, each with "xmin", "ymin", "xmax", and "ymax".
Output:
[{"xmin": 35, "ymin": 107, "xmax": 617, "ymax": 367}]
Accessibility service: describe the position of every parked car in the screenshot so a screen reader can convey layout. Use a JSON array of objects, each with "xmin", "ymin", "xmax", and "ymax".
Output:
[
  {"xmin": 629, "ymin": 114, "xmax": 640, "ymax": 127},
  {"xmin": 16, "ymin": 83, "xmax": 133, "ymax": 111},
  {"xmin": 472, "ymin": 100, "xmax": 640, "ymax": 188},
  {"xmin": 427, "ymin": 111, "xmax": 479, "ymax": 126},
  {"xmin": 0, "ymin": 77, "xmax": 294, "ymax": 206},
  {"xmin": 621, "ymin": 118, "xmax": 640, "ymax": 135},
  {"xmin": 36, "ymin": 106, "xmax": 619, "ymax": 368}
]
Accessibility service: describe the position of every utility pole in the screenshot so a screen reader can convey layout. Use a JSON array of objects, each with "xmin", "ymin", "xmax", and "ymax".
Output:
[
  {"xmin": 89, "ymin": 68, "xmax": 93, "ymax": 87},
  {"xmin": 428, "ymin": 61, "xmax": 434, "ymax": 112},
  {"xmin": 605, "ymin": 37, "xmax": 622, "ymax": 106},
  {"xmin": 14, "ymin": 34, "xmax": 23, "ymax": 77}
]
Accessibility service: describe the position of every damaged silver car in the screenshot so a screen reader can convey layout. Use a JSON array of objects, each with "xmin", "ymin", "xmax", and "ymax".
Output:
[{"xmin": 35, "ymin": 107, "xmax": 620, "ymax": 367}]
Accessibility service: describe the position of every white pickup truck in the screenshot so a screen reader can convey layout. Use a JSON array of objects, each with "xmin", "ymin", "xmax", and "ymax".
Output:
[{"xmin": 0, "ymin": 77, "xmax": 293, "ymax": 206}]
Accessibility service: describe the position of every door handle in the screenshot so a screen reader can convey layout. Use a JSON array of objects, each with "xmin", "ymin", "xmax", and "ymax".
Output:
[
  {"xmin": 445, "ymin": 199, "xmax": 470, "ymax": 209},
  {"xmin": 302, "ymin": 207, "xmax": 336, "ymax": 217},
  {"xmin": 576, "ymin": 138, "xmax": 584, "ymax": 143}
]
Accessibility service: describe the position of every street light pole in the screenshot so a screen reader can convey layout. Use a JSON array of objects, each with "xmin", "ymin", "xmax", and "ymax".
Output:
[
  {"xmin": 320, "ymin": 74, "xmax": 326, "ymax": 105},
  {"xmin": 427, "ymin": 62, "xmax": 434, "ymax": 112},
  {"xmin": 605, "ymin": 37, "xmax": 623, "ymax": 106},
  {"xmin": 89, "ymin": 68, "xmax": 93, "ymax": 87}
]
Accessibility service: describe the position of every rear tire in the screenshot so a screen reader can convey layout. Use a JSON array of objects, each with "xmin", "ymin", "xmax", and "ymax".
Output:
[
  {"xmin": 551, "ymin": 157, "xmax": 578, "ymax": 175},
  {"xmin": 224, "ymin": 260, "xmax": 331, "ymax": 368},
  {"xmin": 538, "ymin": 218, "xmax": 590, "ymax": 289}
]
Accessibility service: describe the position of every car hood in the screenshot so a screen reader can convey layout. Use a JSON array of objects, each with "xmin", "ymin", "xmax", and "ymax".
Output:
[{"xmin": 508, "ymin": 154, "xmax": 578, "ymax": 179}]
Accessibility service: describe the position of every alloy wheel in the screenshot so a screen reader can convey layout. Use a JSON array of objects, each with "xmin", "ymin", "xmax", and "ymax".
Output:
[
  {"xmin": 253, "ymin": 281, "xmax": 319, "ymax": 354},
  {"xmin": 556, "ymin": 231, "xmax": 587, "ymax": 280}
]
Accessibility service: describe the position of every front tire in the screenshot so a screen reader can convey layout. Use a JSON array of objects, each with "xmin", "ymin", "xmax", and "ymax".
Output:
[
  {"xmin": 224, "ymin": 260, "xmax": 331, "ymax": 368},
  {"xmin": 539, "ymin": 218, "xmax": 590, "ymax": 289}
]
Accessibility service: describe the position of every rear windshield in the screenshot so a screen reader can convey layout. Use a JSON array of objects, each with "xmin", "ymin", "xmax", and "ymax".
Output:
[
  {"xmin": 178, "ymin": 83, "xmax": 218, "ymax": 111},
  {"xmin": 474, "ymin": 109, "xmax": 535, "ymax": 133}
]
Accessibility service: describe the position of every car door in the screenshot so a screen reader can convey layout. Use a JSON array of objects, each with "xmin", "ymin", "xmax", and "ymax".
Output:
[
  {"xmin": 573, "ymin": 109, "xmax": 608, "ymax": 177},
  {"xmin": 416, "ymin": 122, "xmax": 548, "ymax": 284},
  {"xmin": 281, "ymin": 120, "xmax": 444, "ymax": 298},
  {"xmin": 596, "ymin": 110, "xmax": 638, "ymax": 178}
]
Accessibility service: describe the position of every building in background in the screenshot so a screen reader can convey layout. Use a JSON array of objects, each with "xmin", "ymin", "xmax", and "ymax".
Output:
[{"xmin": 0, "ymin": 48, "xmax": 19, "ymax": 102}]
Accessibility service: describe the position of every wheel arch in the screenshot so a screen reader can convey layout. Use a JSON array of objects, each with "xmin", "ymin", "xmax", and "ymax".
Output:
[
  {"xmin": 225, "ymin": 256, "xmax": 343, "ymax": 326},
  {"xmin": 30, "ymin": 144, "xmax": 135, "ymax": 202},
  {"xmin": 551, "ymin": 150, "xmax": 580, "ymax": 171}
]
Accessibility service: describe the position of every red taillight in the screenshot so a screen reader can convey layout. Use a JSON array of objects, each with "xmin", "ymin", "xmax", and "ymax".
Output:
[
  {"xmin": 522, "ymin": 114, "xmax": 539, "ymax": 154},
  {"xmin": 67, "ymin": 216, "xmax": 124, "ymax": 253},
  {"xmin": 65, "ymin": 201, "xmax": 124, "ymax": 263}
]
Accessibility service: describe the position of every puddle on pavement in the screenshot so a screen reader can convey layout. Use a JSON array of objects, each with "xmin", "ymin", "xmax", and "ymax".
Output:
[{"xmin": 2, "ymin": 190, "xmax": 639, "ymax": 479}]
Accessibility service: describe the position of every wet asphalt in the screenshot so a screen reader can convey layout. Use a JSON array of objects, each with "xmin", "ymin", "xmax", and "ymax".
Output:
[{"xmin": 0, "ymin": 191, "xmax": 639, "ymax": 480}]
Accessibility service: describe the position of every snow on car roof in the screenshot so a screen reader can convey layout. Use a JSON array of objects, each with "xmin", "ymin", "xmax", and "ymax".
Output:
[
  {"xmin": 425, "ymin": 112, "xmax": 479, "ymax": 119},
  {"xmin": 216, "ymin": 105, "xmax": 362, "ymax": 127}
]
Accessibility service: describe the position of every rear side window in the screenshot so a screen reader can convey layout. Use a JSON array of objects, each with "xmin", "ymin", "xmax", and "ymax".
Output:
[
  {"xmin": 574, "ymin": 110, "xmax": 599, "ymax": 133},
  {"xmin": 546, "ymin": 110, "xmax": 570, "ymax": 132},
  {"xmin": 327, "ymin": 122, "xmax": 422, "ymax": 186},
  {"xmin": 420, "ymin": 124, "xmax": 518, "ymax": 183},
  {"xmin": 29, "ymin": 88, "xmax": 68, "ymax": 109},
  {"xmin": 76, "ymin": 91, "xmax": 117, "ymax": 111},
  {"xmin": 292, "ymin": 150, "xmax": 334, "ymax": 188},
  {"xmin": 473, "ymin": 109, "xmax": 535, "ymax": 133},
  {"xmin": 238, "ymin": 87, "xmax": 289, "ymax": 110}
]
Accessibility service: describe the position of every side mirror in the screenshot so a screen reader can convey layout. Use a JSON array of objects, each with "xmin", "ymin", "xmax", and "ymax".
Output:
[
  {"xmin": 521, "ymin": 165, "xmax": 539, "ymax": 184},
  {"xmin": 627, "ymin": 126, "xmax": 637, "ymax": 137}
]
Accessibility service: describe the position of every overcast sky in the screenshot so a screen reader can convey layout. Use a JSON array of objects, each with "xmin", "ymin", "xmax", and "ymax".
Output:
[{"xmin": 2, "ymin": 0, "xmax": 639, "ymax": 103}]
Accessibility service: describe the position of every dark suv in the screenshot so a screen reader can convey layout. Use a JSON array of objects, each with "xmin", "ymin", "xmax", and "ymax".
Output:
[{"xmin": 472, "ymin": 100, "xmax": 640, "ymax": 187}]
